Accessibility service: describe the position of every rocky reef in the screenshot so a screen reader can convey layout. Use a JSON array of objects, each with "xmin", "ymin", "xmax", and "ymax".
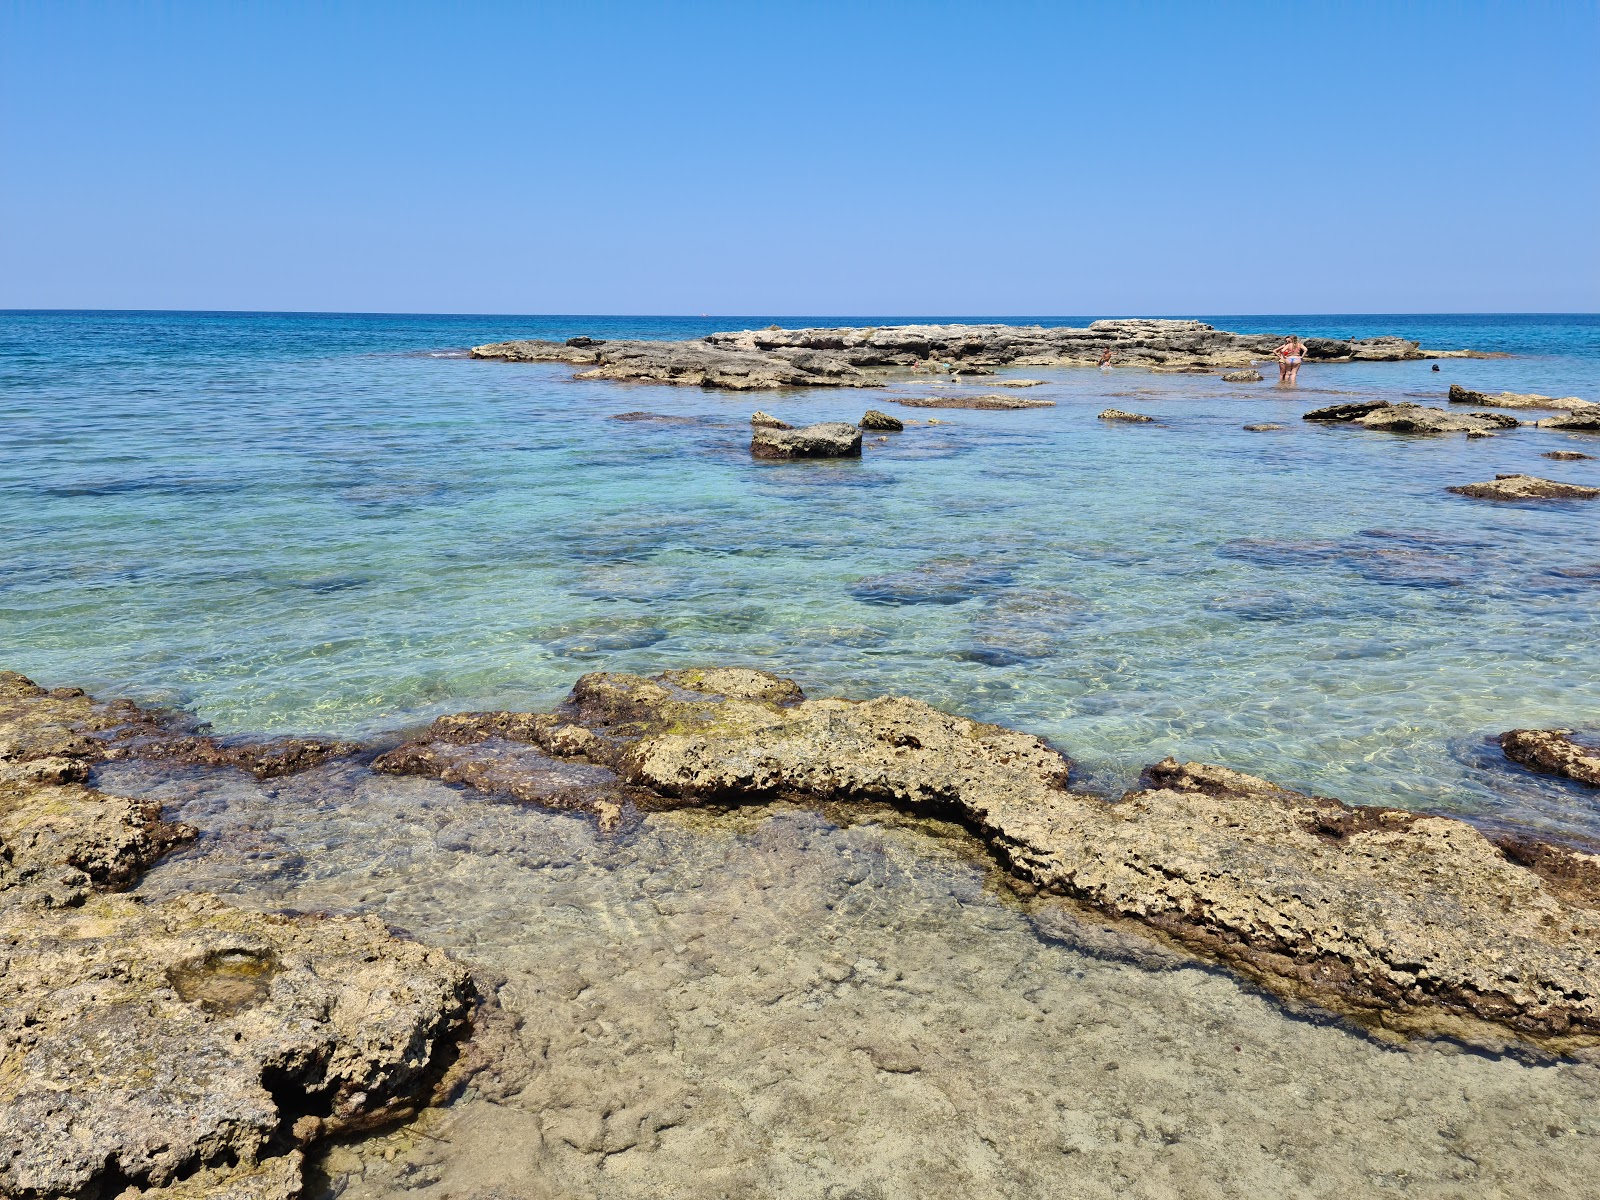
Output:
[
  {"xmin": 892, "ymin": 394, "xmax": 1056, "ymax": 411},
  {"xmin": 0, "ymin": 673, "xmax": 478, "ymax": 1199},
  {"xmin": 1449, "ymin": 384, "xmax": 1594, "ymax": 411},
  {"xmin": 1500, "ymin": 729, "xmax": 1600, "ymax": 787},
  {"xmin": 750, "ymin": 420, "xmax": 863, "ymax": 459},
  {"xmin": 1447, "ymin": 474, "xmax": 1600, "ymax": 501},
  {"xmin": 470, "ymin": 320, "xmax": 1448, "ymax": 391},
  {"xmin": 379, "ymin": 667, "xmax": 1600, "ymax": 1056},
  {"xmin": 1098, "ymin": 408, "xmax": 1155, "ymax": 423}
]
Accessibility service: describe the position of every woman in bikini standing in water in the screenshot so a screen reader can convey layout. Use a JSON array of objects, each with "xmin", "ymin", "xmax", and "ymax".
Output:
[{"xmin": 1276, "ymin": 334, "xmax": 1307, "ymax": 385}]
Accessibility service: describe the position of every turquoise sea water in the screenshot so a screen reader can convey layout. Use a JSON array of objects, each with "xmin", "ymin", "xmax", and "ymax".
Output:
[{"xmin": 4, "ymin": 312, "xmax": 1598, "ymax": 841}]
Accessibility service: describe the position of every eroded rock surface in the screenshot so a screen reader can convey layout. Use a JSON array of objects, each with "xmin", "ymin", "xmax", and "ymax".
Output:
[
  {"xmin": 0, "ymin": 893, "xmax": 475, "ymax": 1199},
  {"xmin": 1098, "ymin": 408, "xmax": 1154, "ymax": 423},
  {"xmin": 1537, "ymin": 409, "xmax": 1600, "ymax": 432},
  {"xmin": 438, "ymin": 668, "xmax": 1600, "ymax": 1053},
  {"xmin": 859, "ymin": 409, "xmax": 904, "ymax": 431},
  {"xmin": 1223, "ymin": 370, "xmax": 1264, "ymax": 382},
  {"xmin": 1354, "ymin": 403, "xmax": 1518, "ymax": 434},
  {"xmin": 1302, "ymin": 399, "xmax": 1392, "ymax": 422},
  {"xmin": 1544, "ymin": 450, "xmax": 1595, "ymax": 460},
  {"xmin": 1500, "ymin": 729, "xmax": 1600, "ymax": 788},
  {"xmin": 1447, "ymin": 474, "xmax": 1600, "ymax": 501},
  {"xmin": 471, "ymin": 321, "xmax": 1443, "ymax": 390},
  {"xmin": 750, "ymin": 421, "xmax": 863, "ymax": 459},
  {"xmin": 1448, "ymin": 384, "xmax": 1594, "ymax": 411}
]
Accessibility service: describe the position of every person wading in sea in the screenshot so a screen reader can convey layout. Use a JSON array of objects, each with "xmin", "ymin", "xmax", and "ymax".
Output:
[
  {"xmin": 1275, "ymin": 334, "xmax": 1307, "ymax": 385},
  {"xmin": 1099, "ymin": 347, "xmax": 1113, "ymax": 371}
]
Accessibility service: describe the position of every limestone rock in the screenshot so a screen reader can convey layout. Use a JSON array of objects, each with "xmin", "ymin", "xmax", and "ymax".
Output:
[
  {"xmin": 1354, "ymin": 403, "xmax": 1518, "ymax": 434},
  {"xmin": 859, "ymin": 409, "xmax": 904, "ymax": 431},
  {"xmin": 750, "ymin": 421, "xmax": 863, "ymax": 459},
  {"xmin": 0, "ymin": 893, "xmax": 475, "ymax": 1199},
  {"xmin": 1448, "ymin": 384, "xmax": 1593, "ymax": 411},
  {"xmin": 1500, "ymin": 729, "xmax": 1600, "ymax": 788},
  {"xmin": 0, "ymin": 671, "xmax": 356, "ymax": 779},
  {"xmin": 470, "ymin": 321, "xmax": 1449, "ymax": 391},
  {"xmin": 1243, "ymin": 423, "xmax": 1285, "ymax": 431},
  {"xmin": 893, "ymin": 394, "xmax": 1055, "ymax": 410},
  {"xmin": 1447, "ymin": 474, "xmax": 1600, "ymax": 501},
  {"xmin": 1544, "ymin": 450, "xmax": 1595, "ymax": 460},
  {"xmin": 1536, "ymin": 409, "xmax": 1600, "ymax": 432},
  {"xmin": 466, "ymin": 668, "xmax": 1600, "ymax": 1053},
  {"xmin": 990, "ymin": 378, "xmax": 1047, "ymax": 387},
  {"xmin": 1098, "ymin": 408, "xmax": 1154, "ymax": 423},
  {"xmin": 1303, "ymin": 399, "xmax": 1391, "ymax": 422},
  {"xmin": 749, "ymin": 410, "xmax": 792, "ymax": 429},
  {"xmin": 1223, "ymin": 370, "xmax": 1264, "ymax": 382}
]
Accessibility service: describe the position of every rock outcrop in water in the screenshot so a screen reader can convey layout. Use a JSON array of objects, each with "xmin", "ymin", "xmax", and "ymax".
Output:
[
  {"xmin": 859, "ymin": 409, "xmax": 904, "ymax": 431},
  {"xmin": 751, "ymin": 421, "xmax": 863, "ymax": 459},
  {"xmin": 470, "ymin": 320, "xmax": 1446, "ymax": 391},
  {"xmin": 1223, "ymin": 370, "xmax": 1264, "ymax": 382},
  {"xmin": 1098, "ymin": 408, "xmax": 1155, "ymax": 423},
  {"xmin": 392, "ymin": 668, "xmax": 1600, "ymax": 1055},
  {"xmin": 1448, "ymin": 384, "xmax": 1594, "ymax": 411},
  {"xmin": 1302, "ymin": 399, "xmax": 1392, "ymax": 422},
  {"xmin": 1500, "ymin": 729, "xmax": 1600, "ymax": 787},
  {"xmin": 0, "ymin": 673, "xmax": 478, "ymax": 1199},
  {"xmin": 1354, "ymin": 404, "xmax": 1519, "ymax": 435},
  {"xmin": 892, "ymin": 394, "xmax": 1055, "ymax": 411},
  {"xmin": 1447, "ymin": 474, "xmax": 1600, "ymax": 501},
  {"xmin": 1536, "ymin": 409, "xmax": 1600, "ymax": 433}
]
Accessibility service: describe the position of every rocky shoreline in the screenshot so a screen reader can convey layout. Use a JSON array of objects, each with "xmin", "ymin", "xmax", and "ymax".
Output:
[
  {"xmin": 6, "ymin": 665, "xmax": 1600, "ymax": 1196},
  {"xmin": 470, "ymin": 319, "xmax": 1479, "ymax": 390}
]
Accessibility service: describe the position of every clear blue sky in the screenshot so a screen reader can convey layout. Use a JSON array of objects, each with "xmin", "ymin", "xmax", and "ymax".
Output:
[{"xmin": 2, "ymin": 1, "xmax": 1596, "ymax": 314}]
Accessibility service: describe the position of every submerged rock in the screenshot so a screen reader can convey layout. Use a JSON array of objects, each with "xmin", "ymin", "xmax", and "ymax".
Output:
[
  {"xmin": 750, "ymin": 421, "xmax": 863, "ymax": 459},
  {"xmin": 441, "ymin": 668, "xmax": 1600, "ymax": 1054},
  {"xmin": 892, "ymin": 394, "xmax": 1055, "ymax": 410},
  {"xmin": 1097, "ymin": 408, "xmax": 1154, "ymax": 423},
  {"xmin": 1536, "ymin": 409, "xmax": 1600, "ymax": 432},
  {"xmin": 1500, "ymin": 729, "xmax": 1600, "ymax": 788},
  {"xmin": 991, "ymin": 378, "xmax": 1047, "ymax": 387},
  {"xmin": 1354, "ymin": 403, "xmax": 1518, "ymax": 434},
  {"xmin": 0, "ymin": 893, "xmax": 475, "ymax": 1200},
  {"xmin": 1243, "ymin": 423, "xmax": 1285, "ymax": 431},
  {"xmin": 610, "ymin": 411, "xmax": 696, "ymax": 424},
  {"xmin": 1302, "ymin": 399, "xmax": 1391, "ymax": 422},
  {"xmin": 1223, "ymin": 370, "xmax": 1264, "ymax": 382},
  {"xmin": 1448, "ymin": 384, "xmax": 1593, "ymax": 411},
  {"xmin": 859, "ymin": 409, "xmax": 904, "ymax": 431},
  {"xmin": 1447, "ymin": 474, "xmax": 1600, "ymax": 501}
]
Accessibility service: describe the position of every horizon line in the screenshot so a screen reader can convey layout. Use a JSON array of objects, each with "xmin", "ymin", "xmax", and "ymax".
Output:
[{"xmin": 3, "ymin": 308, "xmax": 1598, "ymax": 320}]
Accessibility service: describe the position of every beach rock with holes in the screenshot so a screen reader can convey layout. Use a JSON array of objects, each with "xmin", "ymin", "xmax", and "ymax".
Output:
[
  {"xmin": 750, "ymin": 421, "xmax": 863, "ymax": 459},
  {"xmin": 439, "ymin": 667, "xmax": 1600, "ymax": 1056},
  {"xmin": 1098, "ymin": 408, "xmax": 1154, "ymax": 423}
]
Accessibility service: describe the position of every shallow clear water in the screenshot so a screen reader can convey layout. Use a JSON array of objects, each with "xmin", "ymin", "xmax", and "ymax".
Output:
[
  {"xmin": 5, "ymin": 311, "xmax": 1600, "ymax": 840},
  {"xmin": 115, "ymin": 760, "xmax": 1600, "ymax": 1199}
]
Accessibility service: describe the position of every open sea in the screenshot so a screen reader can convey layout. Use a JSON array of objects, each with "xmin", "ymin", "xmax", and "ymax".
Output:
[
  {"xmin": 4, "ymin": 311, "xmax": 1599, "ymax": 841},
  {"xmin": 8, "ymin": 310, "xmax": 1600, "ymax": 1198}
]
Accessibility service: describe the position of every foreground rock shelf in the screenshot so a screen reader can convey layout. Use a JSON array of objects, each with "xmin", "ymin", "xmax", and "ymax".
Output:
[
  {"xmin": 470, "ymin": 320, "xmax": 1464, "ymax": 390},
  {"xmin": 381, "ymin": 667, "xmax": 1600, "ymax": 1056},
  {"xmin": 0, "ymin": 673, "xmax": 478, "ymax": 1200}
]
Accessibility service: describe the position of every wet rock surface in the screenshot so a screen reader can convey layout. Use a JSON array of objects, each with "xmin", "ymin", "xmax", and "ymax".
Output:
[
  {"xmin": 748, "ymin": 409, "xmax": 791, "ymax": 429},
  {"xmin": 1302, "ymin": 399, "xmax": 1392, "ymax": 422},
  {"xmin": 471, "ymin": 321, "xmax": 1442, "ymax": 390},
  {"xmin": 1447, "ymin": 474, "xmax": 1600, "ymax": 501},
  {"xmin": 1501, "ymin": 729, "xmax": 1600, "ymax": 788},
  {"xmin": 1544, "ymin": 450, "xmax": 1595, "ymax": 460},
  {"xmin": 750, "ymin": 421, "xmax": 863, "ymax": 459},
  {"xmin": 891, "ymin": 393, "xmax": 1056, "ymax": 410},
  {"xmin": 1099, "ymin": 408, "xmax": 1155, "ymax": 423},
  {"xmin": 1449, "ymin": 384, "xmax": 1594, "ymax": 411},
  {"xmin": 446, "ymin": 668, "xmax": 1600, "ymax": 1054}
]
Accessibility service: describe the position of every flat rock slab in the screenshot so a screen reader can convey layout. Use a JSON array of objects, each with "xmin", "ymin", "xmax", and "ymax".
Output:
[
  {"xmin": 1537, "ymin": 410, "xmax": 1600, "ymax": 432},
  {"xmin": 1544, "ymin": 450, "xmax": 1595, "ymax": 460},
  {"xmin": 1449, "ymin": 384, "xmax": 1594, "ymax": 411},
  {"xmin": 1243, "ymin": 423, "xmax": 1285, "ymax": 431},
  {"xmin": 471, "ymin": 321, "xmax": 1448, "ymax": 391},
  {"xmin": 1303, "ymin": 399, "xmax": 1392, "ymax": 422},
  {"xmin": 750, "ymin": 421, "xmax": 863, "ymax": 459},
  {"xmin": 430, "ymin": 668, "xmax": 1600, "ymax": 1055},
  {"xmin": 892, "ymin": 394, "xmax": 1056, "ymax": 410},
  {"xmin": 1355, "ymin": 403, "xmax": 1518, "ymax": 434},
  {"xmin": 1098, "ymin": 408, "xmax": 1154, "ymax": 423},
  {"xmin": 990, "ymin": 378, "xmax": 1047, "ymax": 387},
  {"xmin": 0, "ymin": 893, "xmax": 474, "ymax": 1199},
  {"xmin": 1447, "ymin": 474, "xmax": 1600, "ymax": 501},
  {"xmin": 1501, "ymin": 729, "xmax": 1600, "ymax": 787}
]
